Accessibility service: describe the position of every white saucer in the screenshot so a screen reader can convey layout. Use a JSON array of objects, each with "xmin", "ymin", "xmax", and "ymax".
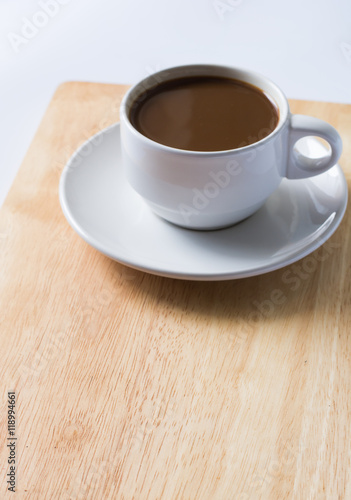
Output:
[{"xmin": 59, "ymin": 124, "xmax": 348, "ymax": 281}]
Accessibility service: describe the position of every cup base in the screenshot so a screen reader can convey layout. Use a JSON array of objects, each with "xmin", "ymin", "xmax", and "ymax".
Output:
[{"xmin": 145, "ymin": 199, "xmax": 266, "ymax": 231}]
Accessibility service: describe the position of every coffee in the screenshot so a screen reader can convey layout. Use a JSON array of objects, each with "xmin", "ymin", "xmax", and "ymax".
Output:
[{"xmin": 129, "ymin": 76, "xmax": 279, "ymax": 152}]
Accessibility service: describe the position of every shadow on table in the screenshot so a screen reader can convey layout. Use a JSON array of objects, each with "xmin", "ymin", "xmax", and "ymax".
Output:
[{"xmin": 106, "ymin": 227, "xmax": 347, "ymax": 332}]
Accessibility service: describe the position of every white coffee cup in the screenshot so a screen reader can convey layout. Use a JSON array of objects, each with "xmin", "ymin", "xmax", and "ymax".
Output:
[{"xmin": 120, "ymin": 64, "xmax": 342, "ymax": 230}]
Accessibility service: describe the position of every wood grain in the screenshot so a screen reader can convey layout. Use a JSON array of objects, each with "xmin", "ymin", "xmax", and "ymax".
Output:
[{"xmin": 0, "ymin": 82, "xmax": 351, "ymax": 499}]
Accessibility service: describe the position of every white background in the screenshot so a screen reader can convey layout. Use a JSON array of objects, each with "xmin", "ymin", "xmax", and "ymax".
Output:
[{"xmin": 0, "ymin": 0, "xmax": 350, "ymax": 208}]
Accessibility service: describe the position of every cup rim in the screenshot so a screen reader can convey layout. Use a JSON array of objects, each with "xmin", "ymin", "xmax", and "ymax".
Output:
[{"xmin": 120, "ymin": 64, "xmax": 290, "ymax": 156}]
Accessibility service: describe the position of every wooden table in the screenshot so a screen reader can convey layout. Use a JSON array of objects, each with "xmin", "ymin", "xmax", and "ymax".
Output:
[{"xmin": 1, "ymin": 82, "xmax": 350, "ymax": 499}]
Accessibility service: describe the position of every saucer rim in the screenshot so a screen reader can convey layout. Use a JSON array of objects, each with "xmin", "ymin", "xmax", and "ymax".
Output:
[{"xmin": 59, "ymin": 123, "xmax": 348, "ymax": 281}]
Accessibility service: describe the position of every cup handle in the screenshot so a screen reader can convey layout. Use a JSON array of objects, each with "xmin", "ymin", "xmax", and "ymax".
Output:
[{"xmin": 286, "ymin": 114, "xmax": 343, "ymax": 179}]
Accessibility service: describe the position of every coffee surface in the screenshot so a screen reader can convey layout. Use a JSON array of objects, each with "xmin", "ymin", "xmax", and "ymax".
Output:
[{"xmin": 129, "ymin": 76, "xmax": 279, "ymax": 152}]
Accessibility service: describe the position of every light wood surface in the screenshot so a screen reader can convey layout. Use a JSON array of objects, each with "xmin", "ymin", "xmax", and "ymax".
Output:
[{"xmin": 1, "ymin": 82, "xmax": 351, "ymax": 499}]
